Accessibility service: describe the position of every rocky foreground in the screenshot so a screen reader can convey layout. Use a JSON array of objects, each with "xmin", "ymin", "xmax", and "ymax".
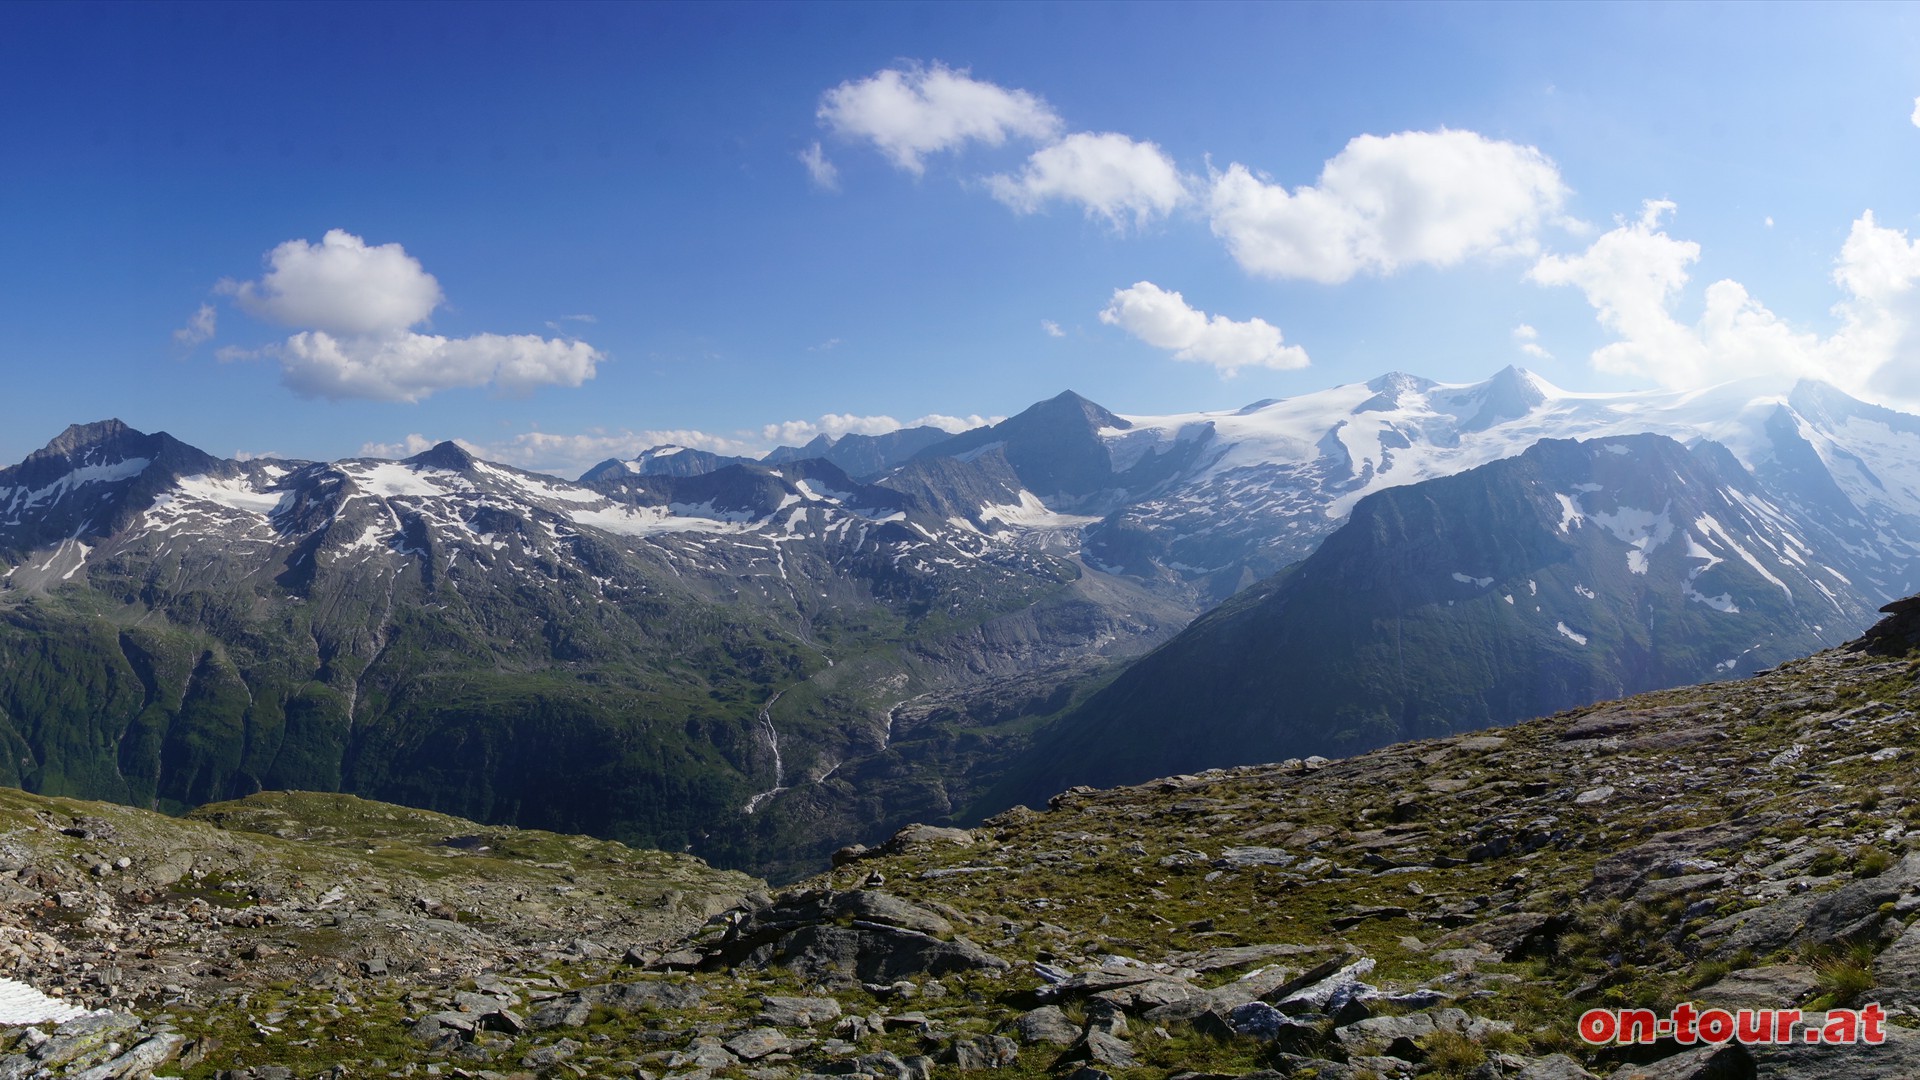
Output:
[{"xmin": 11, "ymin": 601, "xmax": 1920, "ymax": 1077}]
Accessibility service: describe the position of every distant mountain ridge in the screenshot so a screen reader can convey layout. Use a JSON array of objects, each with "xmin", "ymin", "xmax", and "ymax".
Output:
[{"xmin": 6, "ymin": 368, "xmax": 1920, "ymax": 878}]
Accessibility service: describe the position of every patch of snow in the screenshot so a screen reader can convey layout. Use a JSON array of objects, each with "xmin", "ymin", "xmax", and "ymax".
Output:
[
  {"xmin": 1685, "ymin": 587, "xmax": 1740, "ymax": 613},
  {"xmin": 978, "ymin": 491, "xmax": 1101, "ymax": 529},
  {"xmin": 60, "ymin": 541, "xmax": 90, "ymax": 580},
  {"xmin": 2, "ymin": 457, "xmax": 150, "ymax": 515},
  {"xmin": 1554, "ymin": 494, "xmax": 1584, "ymax": 533},
  {"xmin": 1556, "ymin": 622, "xmax": 1589, "ymax": 645},
  {"xmin": 1451, "ymin": 572, "xmax": 1493, "ymax": 588},
  {"xmin": 568, "ymin": 504, "xmax": 754, "ymax": 537},
  {"xmin": 170, "ymin": 474, "xmax": 289, "ymax": 515},
  {"xmin": 1574, "ymin": 584, "xmax": 1596, "ymax": 599},
  {"xmin": 1694, "ymin": 513, "xmax": 1791, "ymax": 598},
  {"xmin": 343, "ymin": 462, "xmax": 468, "ymax": 498},
  {"xmin": 0, "ymin": 978, "xmax": 91, "ymax": 1025}
]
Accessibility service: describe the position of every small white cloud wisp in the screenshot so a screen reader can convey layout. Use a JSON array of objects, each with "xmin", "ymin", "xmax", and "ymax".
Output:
[
  {"xmin": 173, "ymin": 303, "xmax": 217, "ymax": 349},
  {"xmin": 1512, "ymin": 324, "xmax": 1553, "ymax": 361}
]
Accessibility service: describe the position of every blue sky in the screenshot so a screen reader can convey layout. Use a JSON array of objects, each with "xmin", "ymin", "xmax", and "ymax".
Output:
[{"xmin": 3, "ymin": 1, "xmax": 1918, "ymax": 476}]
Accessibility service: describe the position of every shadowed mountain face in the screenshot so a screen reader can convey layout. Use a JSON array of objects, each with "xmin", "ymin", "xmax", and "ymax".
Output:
[{"xmin": 998, "ymin": 433, "xmax": 1882, "ymax": 804}]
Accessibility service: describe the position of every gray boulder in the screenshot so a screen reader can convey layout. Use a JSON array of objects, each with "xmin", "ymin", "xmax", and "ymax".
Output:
[
  {"xmin": 944, "ymin": 1033, "xmax": 1018, "ymax": 1069},
  {"xmin": 1011, "ymin": 1005, "xmax": 1080, "ymax": 1046}
]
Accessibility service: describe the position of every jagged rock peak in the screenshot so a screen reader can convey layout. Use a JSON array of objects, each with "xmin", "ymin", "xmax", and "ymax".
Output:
[
  {"xmin": 403, "ymin": 440, "xmax": 478, "ymax": 471},
  {"xmin": 28, "ymin": 418, "xmax": 141, "ymax": 461}
]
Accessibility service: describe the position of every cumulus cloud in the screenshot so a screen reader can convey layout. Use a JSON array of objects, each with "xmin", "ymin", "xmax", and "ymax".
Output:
[
  {"xmin": 1041, "ymin": 319, "xmax": 1064, "ymax": 338},
  {"xmin": 279, "ymin": 331, "xmax": 600, "ymax": 404},
  {"xmin": 1530, "ymin": 201, "xmax": 1920, "ymax": 408},
  {"xmin": 358, "ymin": 433, "xmax": 451, "ymax": 459},
  {"xmin": 799, "ymin": 141, "xmax": 839, "ymax": 191},
  {"xmin": 819, "ymin": 62, "xmax": 1061, "ymax": 175},
  {"xmin": 987, "ymin": 132, "xmax": 1188, "ymax": 229},
  {"xmin": 1512, "ymin": 324, "xmax": 1553, "ymax": 360},
  {"xmin": 761, "ymin": 412, "xmax": 993, "ymax": 446},
  {"xmin": 1099, "ymin": 281, "xmax": 1309, "ymax": 376},
  {"xmin": 1827, "ymin": 211, "xmax": 1920, "ymax": 404},
  {"xmin": 1912, "ymin": 96, "xmax": 1920, "ymax": 127},
  {"xmin": 1207, "ymin": 129, "xmax": 1569, "ymax": 284},
  {"xmin": 173, "ymin": 303, "xmax": 217, "ymax": 348},
  {"xmin": 216, "ymin": 229, "xmax": 602, "ymax": 402},
  {"xmin": 220, "ymin": 229, "xmax": 442, "ymax": 336}
]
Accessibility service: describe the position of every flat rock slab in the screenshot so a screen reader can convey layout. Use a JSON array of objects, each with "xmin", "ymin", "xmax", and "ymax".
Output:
[
  {"xmin": 758, "ymin": 995, "xmax": 843, "ymax": 1027},
  {"xmin": 1752, "ymin": 1010, "xmax": 1920, "ymax": 1077},
  {"xmin": 1695, "ymin": 964, "xmax": 1820, "ymax": 1010}
]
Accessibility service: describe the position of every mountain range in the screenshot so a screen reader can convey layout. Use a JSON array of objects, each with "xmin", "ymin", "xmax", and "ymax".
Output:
[{"xmin": 3, "ymin": 367, "xmax": 1918, "ymax": 877}]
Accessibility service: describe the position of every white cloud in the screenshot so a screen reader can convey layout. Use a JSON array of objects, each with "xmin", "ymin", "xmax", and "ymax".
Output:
[
  {"xmin": 762, "ymin": 412, "xmax": 993, "ymax": 446},
  {"xmin": 544, "ymin": 313, "xmax": 597, "ymax": 333},
  {"xmin": 357, "ymin": 433, "xmax": 445, "ymax": 459},
  {"xmin": 1828, "ymin": 210, "xmax": 1920, "ymax": 404},
  {"xmin": 909, "ymin": 413, "xmax": 995, "ymax": 433},
  {"xmin": 173, "ymin": 303, "xmax": 217, "ymax": 348},
  {"xmin": 217, "ymin": 230, "xmax": 602, "ymax": 402},
  {"xmin": 1530, "ymin": 201, "xmax": 1920, "ymax": 408},
  {"xmin": 818, "ymin": 62, "xmax": 1061, "ymax": 175},
  {"xmin": 220, "ymin": 229, "xmax": 442, "ymax": 336},
  {"xmin": 1912, "ymin": 96, "xmax": 1920, "ymax": 128},
  {"xmin": 808, "ymin": 337, "xmax": 843, "ymax": 352},
  {"xmin": 1765, "ymin": 216, "xmax": 1775, "ymax": 229},
  {"xmin": 1207, "ymin": 129, "xmax": 1569, "ymax": 283},
  {"xmin": 277, "ymin": 331, "xmax": 600, "ymax": 404},
  {"xmin": 986, "ymin": 132, "xmax": 1188, "ymax": 229},
  {"xmin": 799, "ymin": 141, "xmax": 839, "ymax": 191},
  {"xmin": 1098, "ymin": 281, "xmax": 1309, "ymax": 376},
  {"xmin": 1512, "ymin": 323, "xmax": 1553, "ymax": 360},
  {"xmin": 1041, "ymin": 319, "xmax": 1064, "ymax": 338}
]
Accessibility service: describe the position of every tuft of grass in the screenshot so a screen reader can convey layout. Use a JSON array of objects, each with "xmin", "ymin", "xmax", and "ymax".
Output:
[
  {"xmin": 1421, "ymin": 1028, "xmax": 1487, "ymax": 1076},
  {"xmin": 1806, "ymin": 847, "xmax": 1847, "ymax": 877},
  {"xmin": 1808, "ymin": 940, "xmax": 1878, "ymax": 1007},
  {"xmin": 1855, "ymin": 847, "xmax": 1893, "ymax": 878}
]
